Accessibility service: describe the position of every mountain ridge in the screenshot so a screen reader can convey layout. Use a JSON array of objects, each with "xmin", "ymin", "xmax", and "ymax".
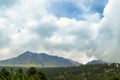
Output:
[
  {"xmin": 0, "ymin": 51, "xmax": 81, "ymax": 67},
  {"xmin": 87, "ymin": 60, "xmax": 107, "ymax": 65}
]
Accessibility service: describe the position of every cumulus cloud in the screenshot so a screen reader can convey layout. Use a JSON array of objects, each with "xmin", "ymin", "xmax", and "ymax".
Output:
[
  {"xmin": 0, "ymin": 18, "xmax": 11, "ymax": 48},
  {"xmin": 0, "ymin": 30, "xmax": 10, "ymax": 48},
  {"xmin": 91, "ymin": 0, "xmax": 120, "ymax": 63},
  {"xmin": 1, "ymin": 0, "xmax": 120, "ymax": 64}
]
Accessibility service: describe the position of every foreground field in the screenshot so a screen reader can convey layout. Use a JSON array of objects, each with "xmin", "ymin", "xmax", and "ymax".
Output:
[{"xmin": 0, "ymin": 63, "xmax": 120, "ymax": 80}]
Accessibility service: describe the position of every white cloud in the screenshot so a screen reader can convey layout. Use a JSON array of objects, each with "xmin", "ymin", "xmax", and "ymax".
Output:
[
  {"xmin": 93, "ymin": 0, "xmax": 120, "ymax": 63},
  {"xmin": 2, "ymin": 0, "xmax": 119, "ymax": 64}
]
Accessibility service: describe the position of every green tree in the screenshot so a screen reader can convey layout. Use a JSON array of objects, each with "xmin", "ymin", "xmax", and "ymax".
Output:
[
  {"xmin": 0, "ymin": 68, "xmax": 10, "ymax": 80},
  {"xmin": 36, "ymin": 71, "xmax": 48, "ymax": 80},
  {"xmin": 27, "ymin": 67, "xmax": 37, "ymax": 75}
]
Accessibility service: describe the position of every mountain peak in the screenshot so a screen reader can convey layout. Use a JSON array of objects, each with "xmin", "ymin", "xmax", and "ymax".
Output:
[
  {"xmin": 18, "ymin": 51, "xmax": 37, "ymax": 57},
  {"xmin": 87, "ymin": 59, "xmax": 106, "ymax": 65},
  {"xmin": 23, "ymin": 51, "xmax": 35, "ymax": 54}
]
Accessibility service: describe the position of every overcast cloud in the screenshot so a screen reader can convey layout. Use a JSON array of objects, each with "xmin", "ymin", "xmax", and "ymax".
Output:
[{"xmin": 0, "ymin": 0, "xmax": 119, "ymax": 64}]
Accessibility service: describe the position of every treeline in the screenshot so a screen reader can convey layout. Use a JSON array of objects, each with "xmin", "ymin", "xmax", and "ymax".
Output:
[
  {"xmin": 41, "ymin": 63, "xmax": 120, "ymax": 80},
  {"xmin": 0, "ymin": 63, "xmax": 120, "ymax": 80},
  {"xmin": 0, "ymin": 67, "xmax": 48, "ymax": 80}
]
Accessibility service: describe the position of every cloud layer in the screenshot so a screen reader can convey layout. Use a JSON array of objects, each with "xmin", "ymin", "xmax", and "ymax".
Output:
[{"xmin": 0, "ymin": 0, "xmax": 119, "ymax": 64}]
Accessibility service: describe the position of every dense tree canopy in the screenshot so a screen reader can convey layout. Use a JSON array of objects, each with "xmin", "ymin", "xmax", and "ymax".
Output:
[{"xmin": 0, "ymin": 67, "xmax": 48, "ymax": 80}]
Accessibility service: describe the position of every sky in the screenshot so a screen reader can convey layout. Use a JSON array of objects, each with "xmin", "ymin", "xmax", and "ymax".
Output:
[{"xmin": 0, "ymin": 0, "xmax": 120, "ymax": 64}]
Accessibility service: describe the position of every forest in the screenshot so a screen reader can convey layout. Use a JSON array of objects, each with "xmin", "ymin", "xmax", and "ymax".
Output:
[{"xmin": 0, "ymin": 63, "xmax": 120, "ymax": 80}]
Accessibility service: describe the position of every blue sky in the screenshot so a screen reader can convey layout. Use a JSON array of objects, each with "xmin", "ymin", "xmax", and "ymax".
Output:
[
  {"xmin": 0, "ymin": 0, "xmax": 120, "ymax": 64},
  {"xmin": 49, "ymin": 0, "xmax": 108, "ymax": 20},
  {"xmin": 49, "ymin": 1, "xmax": 83, "ymax": 20}
]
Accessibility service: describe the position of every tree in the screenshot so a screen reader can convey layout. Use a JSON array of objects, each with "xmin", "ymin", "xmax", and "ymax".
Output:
[
  {"xmin": 36, "ymin": 71, "xmax": 48, "ymax": 80},
  {"xmin": 17, "ymin": 68, "xmax": 23, "ymax": 74},
  {"xmin": 0, "ymin": 68, "xmax": 10, "ymax": 80},
  {"xmin": 27, "ymin": 67, "xmax": 37, "ymax": 75},
  {"xmin": 110, "ymin": 76, "xmax": 119, "ymax": 80}
]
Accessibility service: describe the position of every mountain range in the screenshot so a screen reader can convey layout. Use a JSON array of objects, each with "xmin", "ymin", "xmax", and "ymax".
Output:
[{"xmin": 0, "ymin": 51, "xmax": 81, "ymax": 67}]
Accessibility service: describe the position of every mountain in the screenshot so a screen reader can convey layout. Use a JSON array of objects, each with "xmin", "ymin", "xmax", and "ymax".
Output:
[
  {"xmin": 0, "ymin": 51, "xmax": 81, "ymax": 67},
  {"xmin": 87, "ymin": 60, "xmax": 106, "ymax": 65}
]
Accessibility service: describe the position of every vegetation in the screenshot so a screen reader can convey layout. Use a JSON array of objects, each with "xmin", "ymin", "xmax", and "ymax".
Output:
[
  {"xmin": 0, "ymin": 67, "xmax": 48, "ymax": 80},
  {"xmin": 41, "ymin": 63, "xmax": 120, "ymax": 80},
  {"xmin": 0, "ymin": 63, "xmax": 120, "ymax": 80}
]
